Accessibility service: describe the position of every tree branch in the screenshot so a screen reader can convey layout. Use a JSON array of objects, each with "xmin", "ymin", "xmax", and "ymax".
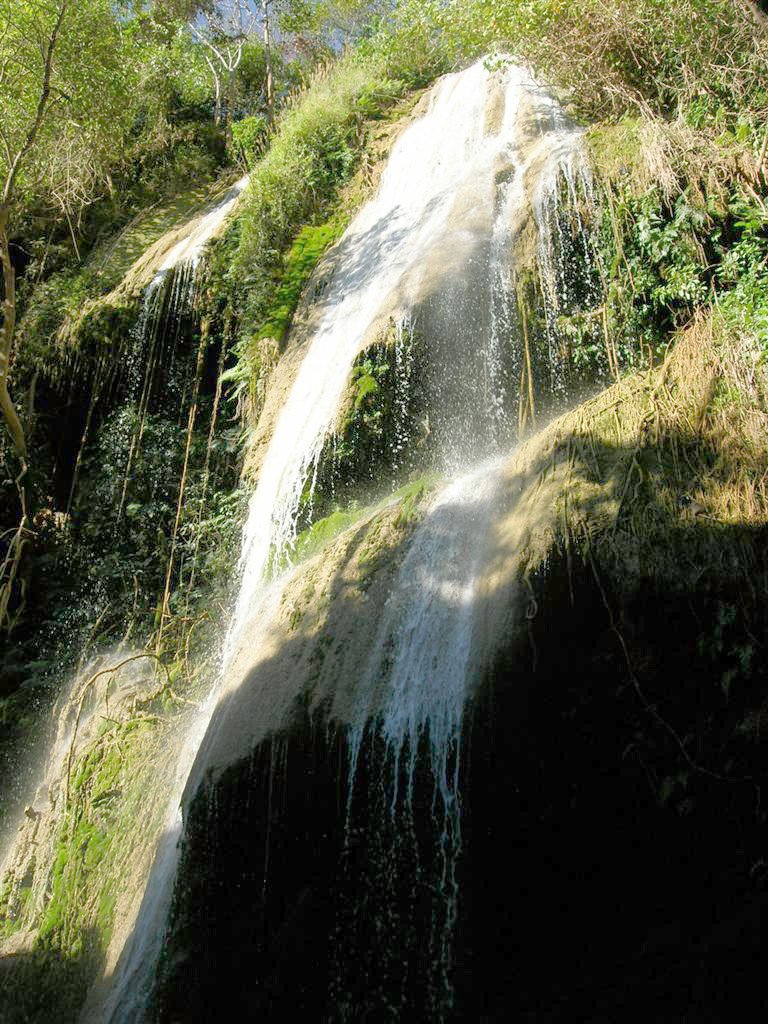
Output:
[{"xmin": 2, "ymin": 0, "xmax": 69, "ymax": 208}]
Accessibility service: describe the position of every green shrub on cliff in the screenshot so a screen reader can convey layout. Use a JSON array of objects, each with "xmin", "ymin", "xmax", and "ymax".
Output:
[{"xmin": 231, "ymin": 61, "xmax": 407, "ymax": 326}]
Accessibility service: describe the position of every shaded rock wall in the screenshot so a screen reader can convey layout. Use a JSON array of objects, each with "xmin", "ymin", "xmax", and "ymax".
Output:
[
  {"xmin": 157, "ymin": 543, "xmax": 768, "ymax": 1021},
  {"xmin": 157, "ymin": 313, "xmax": 768, "ymax": 1020}
]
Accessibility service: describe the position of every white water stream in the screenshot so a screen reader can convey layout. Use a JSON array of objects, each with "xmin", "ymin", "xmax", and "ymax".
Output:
[
  {"xmin": 339, "ymin": 457, "xmax": 506, "ymax": 1016},
  {"xmin": 349, "ymin": 457, "xmax": 506, "ymax": 813},
  {"xmin": 229, "ymin": 60, "xmax": 587, "ymax": 648},
  {"xmin": 158, "ymin": 175, "xmax": 250, "ymax": 272},
  {"xmin": 0, "ymin": 173, "xmax": 251, "ymax": 1016}
]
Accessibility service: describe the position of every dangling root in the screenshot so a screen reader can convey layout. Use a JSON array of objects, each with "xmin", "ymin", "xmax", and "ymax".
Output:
[
  {"xmin": 0, "ymin": 461, "xmax": 32, "ymax": 633},
  {"xmin": 64, "ymin": 652, "xmax": 193, "ymax": 805}
]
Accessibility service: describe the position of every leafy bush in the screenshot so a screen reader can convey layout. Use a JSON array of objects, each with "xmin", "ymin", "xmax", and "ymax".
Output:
[
  {"xmin": 231, "ymin": 59, "xmax": 401, "ymax": 313},
  {"xmin": 438, "ymin": 0, "xmax": 768, "ymax": 129},
  {"xmin": 230, "ymin": 114, "xmax": 268, "ymax": 166}
]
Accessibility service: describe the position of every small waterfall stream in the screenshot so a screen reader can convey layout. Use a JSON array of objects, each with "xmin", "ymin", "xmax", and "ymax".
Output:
[
  {"xmin": 349, "ymin": 457, "xmax": 506, "ymax": 813},
  {"xmin": 341, "ymin": 458, "xmax": 505, "ymax": 1015},
  {"xmin": 76, "ymin": 181, "xmax": 251, "ymax": 1024},
  {"xmin": 0, "ymin": 176, "xmax": 250, "ymax": 1021}
]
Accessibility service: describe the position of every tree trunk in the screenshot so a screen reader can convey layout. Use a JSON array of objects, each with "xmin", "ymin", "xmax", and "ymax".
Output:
[
  {"xmin": 204, "ymin": 54, "xmax": 223, "ymax": 126},
  {"xmin": 214, "ymin": 73, "xmax": 223, "ymax": 126},
  {"xmin": 0, "ymin": 208, "xmax": 27, "ymax": 459},
  {"xmin": 225, "ymin": 68, "xmax": 237, "ymax": 149},
  {"xmin": 263, "ymin": 0, "xmax": 274, "ymax": 120}
]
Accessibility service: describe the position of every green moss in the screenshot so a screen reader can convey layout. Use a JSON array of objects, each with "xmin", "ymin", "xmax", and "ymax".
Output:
[
  {"xmin": 286, "ymin": 473, "xmax": 439, "ymax": 574},
  {"xmin": 393, "ymin": 476, "xmax": 436, "ymax": 527},
  {"xmin": 0, "ymin": 701, "xmax": 175, "ymax": 1020},
  {"xmin": 223, "ymin": 58, "xmax": 428, "ymax": 403},
  {"xmin": 256, "ymin": 214, "xmax": 348, "ymax": 344},
  {"xmin": 83, "ymin": 182, "xmax": 218, "ymax": 296},
  {"xmin": 292, "ymin": 507, "xmax": 365, "ymax": 564}
]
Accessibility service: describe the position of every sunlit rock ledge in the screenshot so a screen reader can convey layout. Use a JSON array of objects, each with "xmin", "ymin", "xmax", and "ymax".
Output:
[{"xmin": 188, "ymin": 312, "xmax": 768, "ymax": 787}]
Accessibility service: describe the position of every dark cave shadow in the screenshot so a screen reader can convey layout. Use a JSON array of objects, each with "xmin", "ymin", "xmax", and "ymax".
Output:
[{"xmin": 0, "ymin": 925, "xmax": 104, "ymax": 1024}]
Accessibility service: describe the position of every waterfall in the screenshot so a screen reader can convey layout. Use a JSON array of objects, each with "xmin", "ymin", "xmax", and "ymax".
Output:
[
  {"xmin": 123, "ymin": 175, "xmax": 250, "ymax": 392},
  {"xmin": 158, "ymin": 175, "xmax": 250, "ymax": 272},
  {"xmin": 0, "ymin": 175, "xmax": 251, "ymax": 1020},
  {"xmin": 108, "ymin": 174, "xmax": 250, "ymax": 523},
  {"xmin": 72, "ymin": 182, "xmax": 251, "ymax": 1023},
  {"xmin": 348, "ymin": 457, "xmax": 506, "ymax": 811},
  {"xmin": 339, "ymin": 458, "xmax": 505, "ymax": 1016},
  {"xmin": 229, "ymin": 60, "xmax": 509, "ymax": 637}
]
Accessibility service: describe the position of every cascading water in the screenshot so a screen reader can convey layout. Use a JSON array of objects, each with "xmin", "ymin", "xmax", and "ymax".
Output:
[
  {"xmin": 349, "ymin": 459, "xmax": 506, "ymax": 808},
  {"xmin": 229, "ymin": 60, "xmax": 589, "ymax": 650},
  {"xmin": 532, "ymin": 137, "xmax": 601, "ymax": 392},
  {"xmin": 73, "ymin": 180, "xmax": 252, "ymax": 1024},
  {"xmin": 157, "ymin": 175, "xmax": 249, "ymax": 273},
  {"xmin": 337, "ymin": 458, "xmax": 506, "ymax": 1017},
  {"xmin": 120, "ymin": 175, "xmax": 250, "ymax": 411},
  {"xmin": 0, "ymin": 176, "xmax": 250, "ymax": 1021},
  {"xmin": 106, "ymin": 175, "xmax": 250, "ymax": 523}
]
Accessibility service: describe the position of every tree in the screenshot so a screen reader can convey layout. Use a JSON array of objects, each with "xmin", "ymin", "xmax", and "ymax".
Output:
[
  {"xmin": 0, "ymin": 0, "xmax": 134, "ymax": 460},
  {"xmin": 190, "ymin": 0, "xmax": 319, "ymax": 130},
  {"xmin": 313, "ymin": 0, "xmax": 395, "ymax": 42},
  {"xmin": 190, "ymin": 0, "xmax": 260, "ymax": 140}
]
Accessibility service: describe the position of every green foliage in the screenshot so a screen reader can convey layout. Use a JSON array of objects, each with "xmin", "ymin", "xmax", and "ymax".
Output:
[
  {"xmin": 435, "ymin": 0, "xmax": 768, "ymax": 128},
  {"xmin": 698, "ymin": 601, "xmax": 758, "ymax": 701},
  {"xmin": 230, "ymin": 114, "xmax": 268, "ymax": 166},
  {"xmin": 352, "ymin": 356, "xmax": 386, "ymax": 408},
  {"xmin": 0, "ymin": 1, "xmax": 138, "ymax": 218},
  {"xmin": 229, "ymin": 58, "xmax": 407, "ymax": 334},
  {"xmin": 257, "ymin": 214, "xmax": 347, "ymax": 341},
  {"xmin": 393, "ymin": 475, "xmax": 434, "ymax": 526},
  {"xmin": 714, "ymin": 194, "xmax": 768, "ymax": 363},
  {"xmin": 332, "ymin": 334, "xmax": 421, "ymax": 472},
  {"xmin": 0, "ymin": 701, "xmax": 173, "ymax": 1021},
  {"xmin": 287, "ymin": 327, "xmax": 427, "ymax": 542},
  {"xmin": 559, "ymin": 170, "xmax": 768, "ymax": 373},
  {"xmin": 598, "ymin": 189, "xmax": 709, "ymax": 363},
  {"xmin": 220, "ymin": 212, "xmax": 347, "ymax": 413},
  {"xmin": 632, "ymin": 196, "xmax": 708, "ymax": 306},
  {"xmin": 178, "ymin": 485, "xmax": 250, "ymax": 604},
  {"xmin": 290, "ymin": 507, "xmax": 366, "ymax": 564},
  {"xmin": 358, "ymin": 0, "xmax": 453, "ymax": 88}
]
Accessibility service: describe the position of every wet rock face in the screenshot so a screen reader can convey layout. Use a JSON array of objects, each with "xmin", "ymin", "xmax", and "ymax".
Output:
[{"xmin": 158, "ymin": 547, "xmax": 768, "ymax": 1022}]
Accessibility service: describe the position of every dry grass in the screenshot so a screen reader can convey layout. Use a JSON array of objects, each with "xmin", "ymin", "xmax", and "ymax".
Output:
[
  {"xmin": 587, "ymin": 116, "xmax": 765, "ymax": 209},
  {"xmin": 492, "ymin": 305, "xmax": 768, "ymax": 591}
]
